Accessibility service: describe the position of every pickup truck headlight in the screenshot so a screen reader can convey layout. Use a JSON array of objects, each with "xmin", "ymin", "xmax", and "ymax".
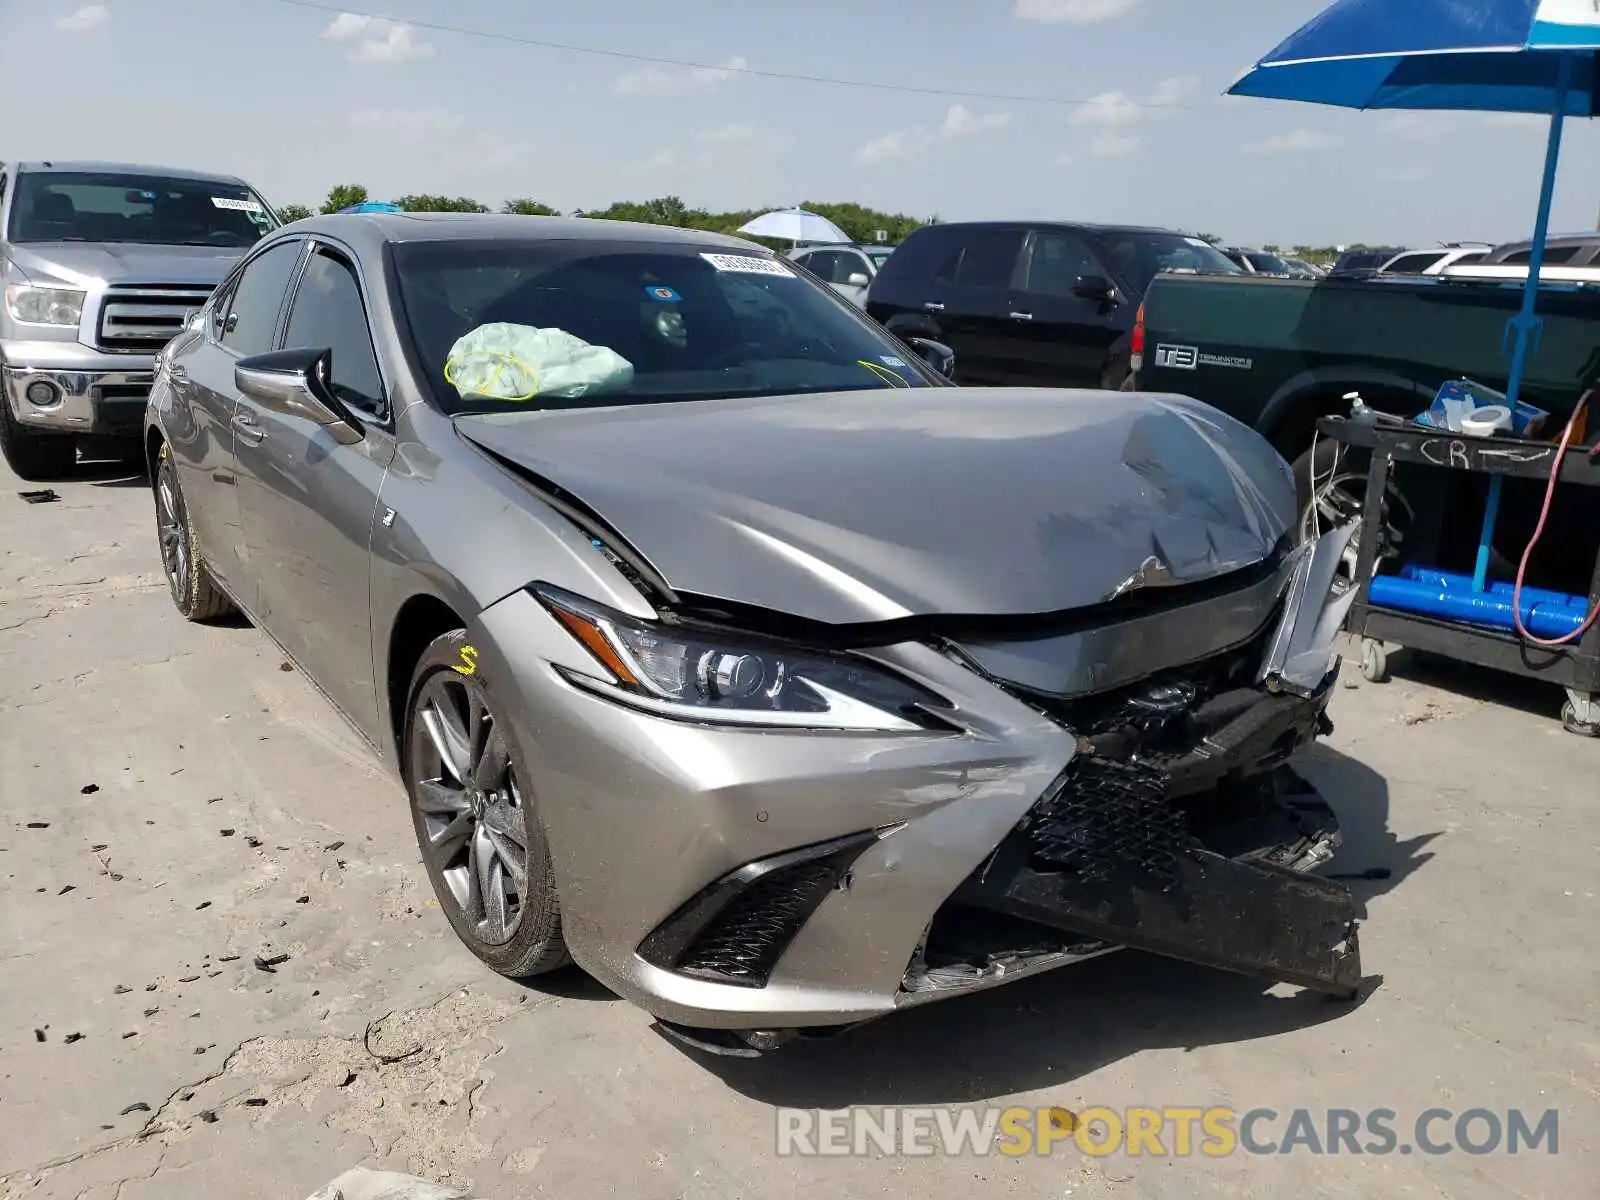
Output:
[
  {"xmin": 534, "ymin": 585, "xmax": 951, "ymax": 732},
  {"xmin": 5, "ymin": 284, "xmax": 86, "ymax": 327}
]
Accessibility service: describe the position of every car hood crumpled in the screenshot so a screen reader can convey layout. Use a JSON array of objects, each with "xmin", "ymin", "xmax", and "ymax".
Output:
[{"xmin": 454, "ymin": 387, "xmax": 1297, "ymax": 625}]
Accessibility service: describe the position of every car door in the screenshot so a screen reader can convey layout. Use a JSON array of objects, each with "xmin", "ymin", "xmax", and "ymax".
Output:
[
  {"xmin": 925, "ymin": 228, "xmax": 1028, "ymax": 385},
  {"xmin": 1007, "ymin": 229, "xmax": 1125, "ymax": 388},
  {"xmin": 172, "ymin": 238, "xmax": 306, "ymax": 591},
  {"xmin": 232, "ymin": 240, "xmax": 396, "ymax": 733}
]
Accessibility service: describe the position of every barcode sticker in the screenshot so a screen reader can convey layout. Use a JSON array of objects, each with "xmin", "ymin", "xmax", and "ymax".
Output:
[
  {"xmin": 212, "ymin": 197, "xmax": 263, "ymax": 212},
  {"xmin": 701, "ymin": 253, "xmax": 793, "ymax": 276}
]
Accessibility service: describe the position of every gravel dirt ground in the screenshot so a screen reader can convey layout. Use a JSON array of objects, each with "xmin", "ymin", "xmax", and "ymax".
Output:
[{"xmin": 0, "ymin": 451, "xmax": 1595, "ymax": 1199}]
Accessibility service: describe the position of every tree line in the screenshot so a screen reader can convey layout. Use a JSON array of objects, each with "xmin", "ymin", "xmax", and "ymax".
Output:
[
  {"xmin": 273, "ymin": 185, "xmax": 930, "ymax": 247},
  {"xmin": 272, "ymin": 187, "xmax": 1368, "ymax": 263}
]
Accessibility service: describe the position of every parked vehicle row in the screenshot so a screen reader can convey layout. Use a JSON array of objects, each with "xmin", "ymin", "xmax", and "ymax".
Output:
[
  {"xmin": 1, "ymin": 160, "xmax": 280, "ymax": 480},
  {"xmin": 865, "ymin": 220, "xmax": 1244, "ymax": 390},
  {"xmin": 785, "ymin": 242, "xmax": 894, "ymax": 306}
]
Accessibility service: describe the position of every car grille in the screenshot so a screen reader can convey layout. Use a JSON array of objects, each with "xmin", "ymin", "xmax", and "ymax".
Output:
[
  {"xmin": 96, "ymin": 285, "xmax": 214, "ymax": 353},
  {"xmin": 1024, "ymin": 756, "xmax": 1197, "ymax": 895}
]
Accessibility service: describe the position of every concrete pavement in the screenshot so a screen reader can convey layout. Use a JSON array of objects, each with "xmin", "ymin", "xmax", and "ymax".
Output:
[{"xmin": 0, "ymin": 450, "xmax": 1594, "ymax": 1198}]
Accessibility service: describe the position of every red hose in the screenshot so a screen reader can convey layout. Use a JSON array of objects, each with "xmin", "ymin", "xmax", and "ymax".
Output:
[{"xmin": 1511, "ymin": 389, "xmax": 1600, "ymax": 647}]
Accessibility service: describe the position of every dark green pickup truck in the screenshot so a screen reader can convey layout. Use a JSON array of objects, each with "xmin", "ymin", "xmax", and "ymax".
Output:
[{"xmin": 1133, "ymin": 272, "xmax": 1600, "ymax": 503}]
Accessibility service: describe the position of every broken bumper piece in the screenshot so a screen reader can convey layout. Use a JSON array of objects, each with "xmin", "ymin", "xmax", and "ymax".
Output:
[{"xmin": 937, "ymin": 759, "xmax": 1361, "ymax": 999}]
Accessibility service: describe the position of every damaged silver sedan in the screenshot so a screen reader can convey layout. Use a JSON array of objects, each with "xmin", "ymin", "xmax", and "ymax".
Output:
[{"xmin": 144, "ymin": 213, "xmax": 1364, "ymax": 1054}]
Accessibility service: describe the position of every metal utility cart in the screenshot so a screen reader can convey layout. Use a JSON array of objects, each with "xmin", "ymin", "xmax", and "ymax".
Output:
[{"xmin": 1317, "ymin": 413, "xmax": 1600, "ymax": 736}]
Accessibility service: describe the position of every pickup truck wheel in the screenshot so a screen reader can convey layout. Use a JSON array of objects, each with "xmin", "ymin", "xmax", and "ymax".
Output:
[{"xmin": 0, "ymin": 400, "xmax": 77, "ymax": 481}]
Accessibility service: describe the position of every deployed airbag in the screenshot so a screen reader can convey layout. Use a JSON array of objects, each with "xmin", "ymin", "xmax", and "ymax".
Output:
[{"xmin": 445, "ymin": 322, "xmax": 634, "ymax": 402}]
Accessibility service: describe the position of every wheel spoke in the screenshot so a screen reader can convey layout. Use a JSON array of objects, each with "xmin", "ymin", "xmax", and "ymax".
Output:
[
  {"xmin": 481, "ymin": 800, "xmax": 524, "ymax": 844},
  {"xmin": 472, "ymin": 732, "xmax": 509, "ymax": 790},
  {"xmin": 428, "ymin": 811, "xmax": 473, "ymax": 862},
  {"xmin": 420, "ymin": 692, "xmax": 471, "ymax": 783},
  {"xmin": 416, "ymin": 779, "xmax": 468, "ymax": 816},
  {"xmin": 476, "ymin": 827, "xmax": 509, "ymax": 941},
  {"xmin": 484, "ymin": 828, "xmax": 527, "ymax": 891}
]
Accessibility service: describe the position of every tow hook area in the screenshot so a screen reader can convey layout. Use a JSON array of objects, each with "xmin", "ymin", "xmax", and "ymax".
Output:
[{"xmin": 652, "ymin": 1022, "xmax": 802, "ymax": 1057}]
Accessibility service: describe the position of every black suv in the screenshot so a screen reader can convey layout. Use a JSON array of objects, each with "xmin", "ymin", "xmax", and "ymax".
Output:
[{"xmin": 865, "ymin": 221, "xmax": 1241, "ymax": 389}]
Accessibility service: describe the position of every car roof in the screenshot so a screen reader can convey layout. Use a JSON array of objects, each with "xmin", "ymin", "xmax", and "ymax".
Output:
[
  {"xmin": 908, "ymin": 219, "xmax": 1193, "ymax": 237},
  {"xmin": 282, "ymin": 211, "xmax": 765, "ymax": 253},
  {"xmin": 12, "ymin": 160, "xmax": 255, "ymax": 186}
]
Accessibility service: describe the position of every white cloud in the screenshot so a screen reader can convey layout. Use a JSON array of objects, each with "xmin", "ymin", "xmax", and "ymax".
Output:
[
  {"xmin": 854, "ymin": 129, "xmax": 934, "ymax": 165},
  {"xmin": 322, "ymin": 13, "xmax": 433, "ymax": 64},
  {"xmin": 56, "ymin": 5, "xmax": 109, "ymax": 32},
  {"xmin": 614, "ymin": 56, "xmax": 750, "ymax": 97},
  {"xmin": 1069, "ymin": 76, "xmax": 1190, "ymax": 128},
  {"xmin": 1245, "ymin": 129, "xmax": 1343, "ymax": 154},
  {"xmin": 857, "ymin": 105, "xmax": 1011, "ymax": 166},
  {"xmin": 1063, "ymin": 77, "xmax": 1188, "ymax": 158},
  {"xmin": 942, "ymin": 104, "xmax": 1012, "ymax": 138},
  {"xmin": 348, "ymin": 107, "xmax": 463, "ymax": 137},
  {"xmin": 1089, "ymin": 133, "xmax": 1140, "ymax": 158},
  {"xmin": 1014, "ymin": 0, "xmax": 1142, "ymax": 23}
]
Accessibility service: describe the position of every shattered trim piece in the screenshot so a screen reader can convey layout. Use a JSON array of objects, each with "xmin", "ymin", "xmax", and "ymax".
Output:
[{"xmin": 1259, "ymin": 522, "xmax": 1361, "ymax": 696}]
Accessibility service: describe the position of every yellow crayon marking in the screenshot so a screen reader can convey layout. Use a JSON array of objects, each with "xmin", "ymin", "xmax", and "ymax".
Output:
[{"xmin": 452, "ymin": 645, "xmax": 479, "ymax": 676}]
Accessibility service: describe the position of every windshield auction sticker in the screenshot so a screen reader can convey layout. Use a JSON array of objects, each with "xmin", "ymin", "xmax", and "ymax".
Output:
[
  {"xmin": 701, "ymin": 253, "xmax": 793, "ymax": 276},
  {"xmin": 211, "ymin": 197, "xmax": 264, "ymax": 212}
]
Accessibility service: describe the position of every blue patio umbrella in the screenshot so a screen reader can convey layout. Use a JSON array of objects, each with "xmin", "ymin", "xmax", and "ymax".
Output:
[{"xmin": 1230, "ymin": 0, "xmax": 1600, "ymax": 591}]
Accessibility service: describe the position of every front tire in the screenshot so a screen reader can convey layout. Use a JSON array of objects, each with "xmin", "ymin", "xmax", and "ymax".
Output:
[
  {"xmin": 153, "ymin": 445, "xmax": 235, "ymax": 622},
  {"xmin": 402, "ymin": 630, "xmax": 569, "ymax": 978},
  {"xmin": 0, "ymin": 400, "xmax": 77, "ymax": 481}
]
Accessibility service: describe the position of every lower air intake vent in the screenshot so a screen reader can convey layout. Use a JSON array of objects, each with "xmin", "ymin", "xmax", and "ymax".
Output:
[{"xmin": 638, "ymin": 831, "xmax": 880, "ymax": 988}]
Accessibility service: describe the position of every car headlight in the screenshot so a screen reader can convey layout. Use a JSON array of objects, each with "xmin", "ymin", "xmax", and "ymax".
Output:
[
  {"xmin": 5, "ymin": 284, "xmax": 85, "ymax": 327},
  {"xmin": 534, "ymin": 585, "xmax": 952, "ymax": 732}
]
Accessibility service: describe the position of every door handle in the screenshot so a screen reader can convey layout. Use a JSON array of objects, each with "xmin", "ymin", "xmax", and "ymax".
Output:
[
  {"xmin": 232, "ymin": 412, "xmax": 265, "ymax": 445},
  {"xmin": 1009, "ymin": 311, "xmax": 1034, "ymax": 321},
  {"xmin": 923, "ymin": 301, "xmax": 945, "ymax": 312}
]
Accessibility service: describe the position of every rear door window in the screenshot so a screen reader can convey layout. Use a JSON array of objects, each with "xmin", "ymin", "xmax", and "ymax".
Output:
[
  {"xmin": 1384, "ymin": 252, "xmax": 1446, "ymax": 274},
  {"xmin": 1023, "ymin": 231, "xmax": 1103, "ymax": 298},
  {"xmin": 955, "ymin": 229, "xmax": 1024, "ymax": 290}
]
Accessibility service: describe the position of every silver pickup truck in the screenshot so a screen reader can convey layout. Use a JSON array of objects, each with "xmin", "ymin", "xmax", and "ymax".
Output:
[{"xmin": 1, "ymin": 161, "xmax": 280, "ymax": 480}]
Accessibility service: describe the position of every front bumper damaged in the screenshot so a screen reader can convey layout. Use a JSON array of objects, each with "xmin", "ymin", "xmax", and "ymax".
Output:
[{"xmin": 947, "ymin": 761, "xmax": 1361, "ymax": 998}]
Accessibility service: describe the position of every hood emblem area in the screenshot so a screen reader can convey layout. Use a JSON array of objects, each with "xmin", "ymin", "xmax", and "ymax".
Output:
[{"xmin": 1107, "ymin": 554, "xmax": 1177, "ymax": 601}]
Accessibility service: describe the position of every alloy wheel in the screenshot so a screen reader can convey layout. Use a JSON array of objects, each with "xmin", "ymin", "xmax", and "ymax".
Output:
[
  {"xmin": 155, "ymin": 461, "xmax": 190, "ymax": 604},
  {"xmin": 409, "ymin": 673, "xmax": 529, "ymax": 946}
]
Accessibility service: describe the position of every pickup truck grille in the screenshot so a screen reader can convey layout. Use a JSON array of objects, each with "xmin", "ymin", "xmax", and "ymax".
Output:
[{"xmin": 96, "ymin": 284, "xmax": 214, "ymax": 353}]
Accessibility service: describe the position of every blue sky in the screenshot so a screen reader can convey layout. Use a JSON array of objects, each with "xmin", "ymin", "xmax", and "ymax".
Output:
[{"xmin": 4, "ymin": 0, "xmax": 1599, "ymax": 247}]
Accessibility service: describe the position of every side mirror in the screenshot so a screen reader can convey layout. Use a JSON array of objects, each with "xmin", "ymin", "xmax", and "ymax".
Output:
[
  {"xmin": 234, "ymin": 347, "xmax": 365, "ymax": 445},
  {"xmin": 846, "ymin": 272, "xmax": 871, "ymax": 288},
  {"xmin": 907, "ymin": 337, "xmax": 955, "ymax": 380},
  {"xmin": 1072, "ymin": 273, "xmax": 1116, "ymax": 302}
]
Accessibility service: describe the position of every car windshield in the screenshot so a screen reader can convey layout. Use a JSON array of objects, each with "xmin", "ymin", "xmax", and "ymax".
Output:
[
  {"xmin": 7, "ymin": 171, "xmax": 280, "ymax": 247},
  {"xmin": 1091, "ymin": 231, "xmax": 1243, "ymax": 294},
  {"xmin": 394, "ymin": 241, "xmax": 938, "ymax": 414},
  {"xmin": 1246, "ymin": 252, "xmax": 1293, "ymax": 275},
  {"xmin": 866, "ymin": 247, "xmax": 895, "ymax": 269}
]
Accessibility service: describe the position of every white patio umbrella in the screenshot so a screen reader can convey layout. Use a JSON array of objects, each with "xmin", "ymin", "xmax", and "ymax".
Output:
[{"xmin": 737, "ymin": 207, "xmax": 851, "ymax": 248}]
